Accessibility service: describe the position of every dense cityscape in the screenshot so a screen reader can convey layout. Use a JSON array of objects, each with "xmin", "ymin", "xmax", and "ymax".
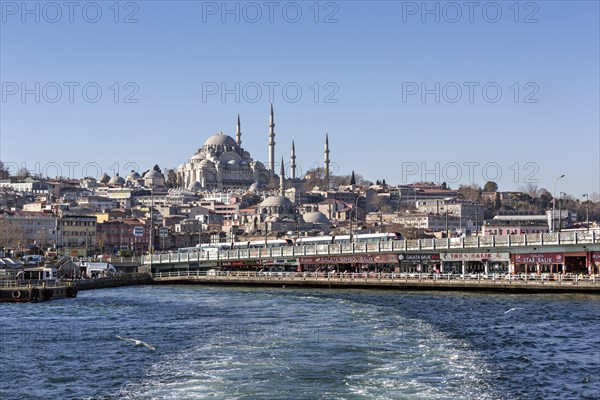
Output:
[{"xmin": 0, "ymin": 108, "xmax": 598, "ymax": 279}]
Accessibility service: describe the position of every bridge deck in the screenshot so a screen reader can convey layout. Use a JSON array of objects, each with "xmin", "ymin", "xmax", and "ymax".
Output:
[
  {"xmin": 143, "ymin": 231, "xmax": 600, "ymax": 266},
  {"xmin": 152, "ymin": 271, "xmax": 600, "ymax": 293}
]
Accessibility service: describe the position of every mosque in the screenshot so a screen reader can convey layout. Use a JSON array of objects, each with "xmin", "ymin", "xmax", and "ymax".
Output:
[{"xmin": 175, "ymin": 105, "xmax": 331, "ymax": 192}]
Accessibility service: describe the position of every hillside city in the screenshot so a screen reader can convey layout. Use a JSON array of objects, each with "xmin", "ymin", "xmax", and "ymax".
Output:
[{"xmin": 0, "ymin": 157, "xmax": 597, "ymax": 262}]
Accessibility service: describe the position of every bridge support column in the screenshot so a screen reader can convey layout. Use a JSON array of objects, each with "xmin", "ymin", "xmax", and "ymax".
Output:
[
  {"xmin": 484, "ymin": 261, "xmax": 489, "ymax": 275},
  {"xmin": 462, "ymin": 261, "xmax": 466, "ymax": 275},
  {"xmin": 536, "ymin": 263, "xmax": 541, "ymax": 275}
]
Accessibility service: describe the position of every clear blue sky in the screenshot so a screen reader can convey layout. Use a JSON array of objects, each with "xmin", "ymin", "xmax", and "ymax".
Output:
[{"xmin": 1, "ymin": 0, "xmax": 598, "ymax": 198}]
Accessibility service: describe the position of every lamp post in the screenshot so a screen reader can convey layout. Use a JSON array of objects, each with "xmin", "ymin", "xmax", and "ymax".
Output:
[
  {"xmin": 149, "ymin": 188, "xmax": 154, "ymax": 272},
  {"xmin": 351, "ymin": 195, "xmax": 363, "ymax": 242},
  {"xmin": 551, "ymin": 174, "xmax": 565, "ymax": 232},
  {"xmin": 558, "ymin": 192, "xmax": 566, "ymax": 231},
  {"xmin": 583, "ymin": 194, "xmax": 589, "ymax": 231}
]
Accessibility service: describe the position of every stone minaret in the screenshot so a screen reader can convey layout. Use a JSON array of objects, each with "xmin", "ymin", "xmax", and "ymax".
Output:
[
  {"xmin": 324, "ymin": 132, "xmax": 330, "ymax": 187},
  {"xmin": 236, "ymin": 113, "xmax": 242, "ymax": 148},
  {"xmin": 290, "ymin": 140, "xmax": 296, "ymax": 180},
  {"xmin": 279, "ymin": 156, "xmax": 285, "ymax": 194},
  {"xmin": 268, "ymin": 104, "xmax": 276, "ymax": 174}
]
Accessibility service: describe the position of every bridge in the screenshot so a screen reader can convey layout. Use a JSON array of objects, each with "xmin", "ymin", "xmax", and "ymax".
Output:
[
  {"xmin": 142, "ymin": 231, "xmax": 600, "ymax": 275},
  {"xmin": 150, "ymin": 269, "xmax": 600, "ymax": 293}
]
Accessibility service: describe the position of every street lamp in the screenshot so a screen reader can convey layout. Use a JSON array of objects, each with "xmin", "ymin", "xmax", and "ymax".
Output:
[
  {"xmin": 551, "ymin": 174, "xmax": 565, "ymax": 232},
  {"xmin": 350, "ymin": 195, "xmax": 363, "ymax": 242},
  {"xmin": 149, "ymin": 188, "xmax": 154, "ymax": 272},
  {"xmin": 558, "ymin": 192, "xmax": 566, "ymax": 232},
  {"xmin": 583, "ymin": 194, "xmax": 589, "ymax": 231}
]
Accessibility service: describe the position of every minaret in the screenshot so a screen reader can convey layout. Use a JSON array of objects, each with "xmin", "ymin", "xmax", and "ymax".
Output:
[
  {"xmin": 236, "ymin": 113, "xmax": 242, "ymax": 148},
  {"xmin": 268, "ymin": 104, "xmax": 276, "ymax": 174},
  {"xmin": 279, "ymin": 156, "xmax": 285, "ymax": 194},
  {"xmin": 290, "ymin": 140, "xmax": 296, "ymax": 180},
  {"xmin": 324, "ymin": 132, "xmax": 330, "ymax": 188}
]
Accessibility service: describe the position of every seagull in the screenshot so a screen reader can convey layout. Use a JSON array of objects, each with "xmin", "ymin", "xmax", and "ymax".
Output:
[
  {"xmin": 116, "ymin": 335, "xmax": 156, "ymax": 350},
  {"xmin": 504, "ymin": 308, "xmax": 524, "ymax": 314}
]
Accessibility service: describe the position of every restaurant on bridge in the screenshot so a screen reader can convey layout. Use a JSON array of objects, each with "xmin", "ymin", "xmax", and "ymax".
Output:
[
  {"xmin": 298, "ymin": 254, "xmax": 398, "ymax": 273},
  {"xmin": 510, "ymin": 251, "xmax": 589, "ymax": 274},
  {"xmin": 440, "ymin": 252, "xmax": 511, "ymax": 275},
  {"xmin": 397, "ymin": 253, "xmax": 440, "ymax": 273}
]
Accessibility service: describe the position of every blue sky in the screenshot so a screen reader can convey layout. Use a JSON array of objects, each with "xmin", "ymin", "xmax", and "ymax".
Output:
[{"xmin": 1, "ymin": 0, "xmax": 598, "ymax": 198}]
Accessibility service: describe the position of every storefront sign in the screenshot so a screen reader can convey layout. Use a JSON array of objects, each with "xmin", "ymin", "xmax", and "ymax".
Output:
[
  {"xmin": 300, "ymin": 254, "xmax": 398, "ymax": 265},
  {"xmin": 441, "ymin": 252, "xmax": 510, "ymax": 262},
  {"xmin": 512, "ymin": 253, "xmax": 564, "ymax": 264},
  {"xmin": 262, "ymin": 258, "xmax": 299, "ymax": 266},
  {"xmin": 398, "ymin": 254, "xmax": 440, "ymax": 261},
  {"xmin": 590, "ymin": 252, "xmax": 600, "ymax": 262},
  {"xmin": 222, "ymin": 260, "xmax": 262, "ymax": 267}
]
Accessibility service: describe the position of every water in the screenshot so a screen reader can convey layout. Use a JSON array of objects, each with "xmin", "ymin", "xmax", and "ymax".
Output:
[{"xmin": 1, "ymin": 286, "xmax": 599, "ymax": 399}]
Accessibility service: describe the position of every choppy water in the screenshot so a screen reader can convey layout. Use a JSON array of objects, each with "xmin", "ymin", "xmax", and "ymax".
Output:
[{"xmin": 1, "ymin": 286, "xmax": 598, "ymax": 399}]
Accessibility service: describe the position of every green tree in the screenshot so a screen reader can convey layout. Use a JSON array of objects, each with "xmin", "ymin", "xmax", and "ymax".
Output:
[{"xmin": 483, "ymin": 181, "xmax": 498, "ymax": 192}]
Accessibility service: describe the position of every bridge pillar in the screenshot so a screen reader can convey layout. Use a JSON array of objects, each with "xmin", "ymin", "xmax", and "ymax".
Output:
[
  {"xmin": 484, "ymin": 261, "xmax": 489, "ymax": 275},
  {"xmin": 461, "ymin": 260, "xmax": 466, "ymax": 275},
  {"xmin": 536, "ymin": 262, "xmax": 541, "ymax": 275}
]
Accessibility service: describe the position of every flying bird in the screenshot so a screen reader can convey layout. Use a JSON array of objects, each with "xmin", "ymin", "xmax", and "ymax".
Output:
[
  {"xmin": 504, "ymin": 308, "xmax": 524, "ymax": 314},
  {"xmin": 116, "ymin": 335, "xmax": 156, "ymax": 350}
]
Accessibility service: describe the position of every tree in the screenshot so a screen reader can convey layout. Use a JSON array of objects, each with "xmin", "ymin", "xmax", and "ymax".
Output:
[
  {"xmin": 0, "ymin": 217, "xmax": 25, "ymax": 254},
  {"xmin": 458, "ymin": 184, "xmax": 481, "ymax": 201},
  {"xmin": 483, "ymin": 181, "xmax": 498, "ymax": 192},
  {"xmin": 165, "ymin": 169, "xmax": 178, "ymax": 188},
  {"xmin": 0, "ymin": 161, "xmax": 9, "ymax": 179},
  {"xmin": 520, "ymin": 183, "xmax": 539, "ymax": 198},
  {"xmin": 15, "ymin": 167, "xmax": 30, "ymax": 180}
]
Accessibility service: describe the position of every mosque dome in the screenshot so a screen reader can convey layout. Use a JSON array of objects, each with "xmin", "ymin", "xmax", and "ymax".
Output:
[
  {"xmin": 203, "ymin": 133, "xmax": 237, "ymax": 147},
  {"xmin": 302, "ymin": 211, "xmax": 331, "ymax": 225},
  {"xmin": 143, "ymin": 170, "xmax": 162, "ymax": 179},
  {"xmin": 108, "ymin": 174, "xmax": 125, "ymax": 185},
  {"xmin": 127, "ymin": 170, "xmax": 141, "ymax": 180},
  {"xmin": 260, "ymin": 195, "xmax": 294, "ymax": 208},
  {"xmin": 191, "ymin": 152, "xmax": 206, "ymax": 162},
  {"xmin": 248, "ymin": 182, "xmax": 262, "ymax": 192}
]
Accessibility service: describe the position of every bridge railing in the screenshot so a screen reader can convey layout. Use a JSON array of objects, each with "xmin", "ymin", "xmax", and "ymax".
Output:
[
  {"xmin": 150, "ymin": 270, "xmax": 600, "ymax": 285},
  {"xmin": 142, "ymin": 231, "xmax": 598, "ymax": 265}
]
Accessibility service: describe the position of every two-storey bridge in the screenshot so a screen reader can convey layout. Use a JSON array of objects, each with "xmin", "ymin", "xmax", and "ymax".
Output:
[{"xmin": 143, "ymin": 231, "xmax": 600, "ymax": 292}]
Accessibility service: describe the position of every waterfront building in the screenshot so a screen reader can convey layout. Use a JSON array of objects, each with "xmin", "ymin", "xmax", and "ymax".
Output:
[
  {"xmin": 97, "ymin": 218, "xmax": 148, "ymax": 254},
  {"xmin": 0, "ymin": 210, "xmax": 58, "ymax": 248},
  {"xmin": 58, "ymin": 213, "xmax": 97, "ymax": 256}
]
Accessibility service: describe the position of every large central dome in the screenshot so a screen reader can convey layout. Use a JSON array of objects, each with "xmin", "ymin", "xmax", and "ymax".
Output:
[
  {"xmin": 176, "ymin": 114, "xmax": 272, "ymax": 191},
  {"xmin": 203, "ymin": 132, "xmax": 237, "ymax": 147}
]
